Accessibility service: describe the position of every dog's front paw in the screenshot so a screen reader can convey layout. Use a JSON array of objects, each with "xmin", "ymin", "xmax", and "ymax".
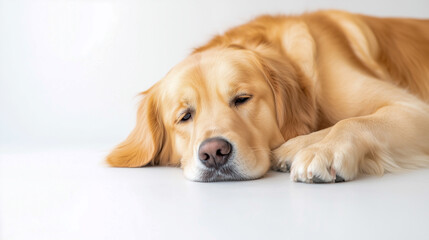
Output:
[
  {"xmin": 290, "ymin": 141, "xmax": 360, "ymax": 183},
  {"xmin": 272, "ymin": 142, "xmax": 293, "ymax": 172},
  {"xmin": 272, "ymin": 129, "xmax": 330, "ymax": 173},
  {"xmin": 272, "ymin": 138, "xmax": 303, "ymax": 172}
]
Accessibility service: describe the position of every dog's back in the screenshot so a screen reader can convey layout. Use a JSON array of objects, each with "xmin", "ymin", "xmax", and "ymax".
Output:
[{"xmin": 361, "ymin": 15, "xmax": 429, "ymax": 100}]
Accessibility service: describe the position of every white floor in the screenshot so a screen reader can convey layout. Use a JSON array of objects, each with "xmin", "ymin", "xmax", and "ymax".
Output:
[{"xmin": 1, "ymin": 148, "xmax": 429, "ymax": 240}]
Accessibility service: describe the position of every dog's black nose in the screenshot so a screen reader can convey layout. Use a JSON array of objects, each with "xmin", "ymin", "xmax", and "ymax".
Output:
[{"xmin": 198, "ymin": 138, "xmax": 232, "ymax": 169}]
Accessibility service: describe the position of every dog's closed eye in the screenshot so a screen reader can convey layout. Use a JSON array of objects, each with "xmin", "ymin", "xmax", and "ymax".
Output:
[
  {"xmin": 178, "ymin": 111, "xmax": 192, "ymax": 123},
  {"xmin": 232, "ymin": 94, "xmax": 252, "ymax": 107}
]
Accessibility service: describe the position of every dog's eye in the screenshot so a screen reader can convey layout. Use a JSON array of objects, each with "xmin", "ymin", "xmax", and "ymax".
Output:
[
  {"xmin": 180, "ymin": 112, "xmax": 192, "ymax": 122},
  {"xmin": 233, "ymin": 95, "xmax": 252, "ymax": 106}
]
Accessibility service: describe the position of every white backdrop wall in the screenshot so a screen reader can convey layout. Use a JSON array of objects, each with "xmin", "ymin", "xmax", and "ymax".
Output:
[{"xmin": 1, "ymin": 0, "xmax": 429, "ymax": 150}]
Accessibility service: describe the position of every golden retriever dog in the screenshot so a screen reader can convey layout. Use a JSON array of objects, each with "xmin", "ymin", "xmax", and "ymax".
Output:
[{"xmin": 107, "ymin": 10, "xmax": 429, "ymax": 183}]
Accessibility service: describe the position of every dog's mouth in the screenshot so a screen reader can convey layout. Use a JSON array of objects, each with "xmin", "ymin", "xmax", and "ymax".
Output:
[{"xmin": 198, "ymin": 165, "xmax": 248, "ymax": 182}]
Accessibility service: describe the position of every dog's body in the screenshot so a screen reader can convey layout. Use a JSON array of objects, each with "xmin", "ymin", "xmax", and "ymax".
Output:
[{"xmin": 107, "ymin": 10, "xmax": 429, "ymax": 182}]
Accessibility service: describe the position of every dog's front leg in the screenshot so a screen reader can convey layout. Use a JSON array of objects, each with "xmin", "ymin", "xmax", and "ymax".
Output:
[{"xmin": 274, "ymin": 103, "xmax": 429, "ymax": 183}]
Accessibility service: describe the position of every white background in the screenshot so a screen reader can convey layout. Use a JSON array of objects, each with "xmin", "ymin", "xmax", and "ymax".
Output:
[
  {"xmin": 1, "ymin": 0, "xmax": 429, "ymax": 150},
  {"xmin": 1, "ymin": 1, "xmax": 429, "ymax": 240}
]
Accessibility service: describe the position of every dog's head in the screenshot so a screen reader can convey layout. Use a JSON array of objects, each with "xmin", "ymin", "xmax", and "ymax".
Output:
[{"xmin": 107, "ymin": 46, "xmax": 316, "ymax": 181}]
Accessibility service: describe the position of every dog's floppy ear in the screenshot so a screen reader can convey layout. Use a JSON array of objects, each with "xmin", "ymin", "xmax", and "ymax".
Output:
[
  {"xmin": 255, "ymin": 48, "xmax": 318, "ymax": 140},
  {"xmin": 106, "ymin": 86, "xmax": 167, "ymax": 167}
]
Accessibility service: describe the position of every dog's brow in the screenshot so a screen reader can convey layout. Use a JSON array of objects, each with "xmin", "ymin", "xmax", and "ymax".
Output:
[
  {"xmin": 174, "ymin": 100, "xmax": 192, "ymax": 115},
  {"xmin": 228, "ymin": 83, "xmax": 253, "ymax": 97}
]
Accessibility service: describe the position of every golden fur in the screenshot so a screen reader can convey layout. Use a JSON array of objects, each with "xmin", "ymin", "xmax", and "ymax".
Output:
[{"xmin": 107, "ymin": 10, "xmax": 429, "ymax": 182}]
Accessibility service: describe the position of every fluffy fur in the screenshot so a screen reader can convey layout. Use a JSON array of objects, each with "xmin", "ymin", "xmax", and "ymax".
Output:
[{"xmin": 107, "ymin": 10, "xmax": 429, "ymax": 183}]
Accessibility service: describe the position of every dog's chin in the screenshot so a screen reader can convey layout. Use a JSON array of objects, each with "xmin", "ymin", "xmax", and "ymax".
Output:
[{"xmin": 189, "ymin": 165, "xmax": 260, "ymax": 182}]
